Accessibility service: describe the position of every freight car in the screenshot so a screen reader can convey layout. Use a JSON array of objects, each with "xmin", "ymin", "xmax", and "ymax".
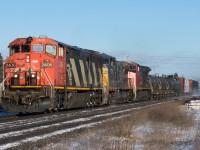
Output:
[
  {"xmin": 148, "ymin": 74, "xmax": 180, "ymax": 99},
  {"xmin": 177, "ymin": 77, "xmax": 185, "ymax": 95},
  {"xmin": 0, "ymin": 37, "xmax": 198, "ymax": 113},
  {"xmin": 176, "ymin": 77, "xmax": 199, "ymax": 95},
  {"xmin": 192, "ymin": 80, "xmax": 199, "ymax": 92}
]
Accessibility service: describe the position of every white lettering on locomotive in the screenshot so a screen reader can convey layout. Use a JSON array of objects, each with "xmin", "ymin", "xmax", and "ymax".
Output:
[
  {"xmin": 32, "ymin": 60, "xmax": 38, "ymax": 63},
  {"xmin": 41, "ymin": 62, "xmax": 53, "ymax": 68},
  {"xmin": 5, "ymin": 63, "xmax": 16, "ymax": 68}
]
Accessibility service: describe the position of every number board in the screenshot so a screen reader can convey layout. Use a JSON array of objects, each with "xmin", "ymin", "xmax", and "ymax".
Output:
[{"xmin": 5, "ymin": 63, "xmax": 16, "ymax": 68}]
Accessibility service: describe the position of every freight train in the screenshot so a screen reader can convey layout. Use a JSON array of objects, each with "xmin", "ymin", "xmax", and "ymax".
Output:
[{"xmin": 0, "ymin": 37, "xmax": 198, "ymax": 113}]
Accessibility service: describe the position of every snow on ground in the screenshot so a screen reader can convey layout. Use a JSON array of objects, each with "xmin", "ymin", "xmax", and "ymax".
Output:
[
  {"xmin": 172, "ymin": 110, "xmax": 200, "ymax": 150},
  {"xmin": 43, "ymin": 107, "xmax": 200, "ymax": 150}
]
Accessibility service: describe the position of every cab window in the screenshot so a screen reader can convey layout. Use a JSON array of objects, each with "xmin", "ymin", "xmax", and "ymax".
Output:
[
  {"xmin": 21, "ymin": 45, "xmax": 30, "ymax": 52},
  {"xmin": 130, "ymin": 65, "xmax": 136, "ymax": 73},
  {"xmin": 33, "ymin": 45, "xmax": 44, "ymax": 52},
  {"xmin": 10, "ymin": 45, "xmax": 20, "ymax": 56},
  {"xmin": 46, "ymin": 45, "xmax": 56, "ymax": 56}
]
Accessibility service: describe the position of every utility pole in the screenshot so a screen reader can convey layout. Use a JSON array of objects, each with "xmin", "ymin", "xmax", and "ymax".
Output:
[
  {"xmin": 151, "ymin": 65, "xmax": 159, "ymax": 74},
  {"xmin": 122, "ymin": 51, "xmax": 129, "ymax": 62}
]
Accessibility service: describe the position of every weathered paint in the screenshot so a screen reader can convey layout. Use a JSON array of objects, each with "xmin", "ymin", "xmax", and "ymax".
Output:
[{"xmin": 102, "ymin": 66, "xmax": 109, "ymax": 87}]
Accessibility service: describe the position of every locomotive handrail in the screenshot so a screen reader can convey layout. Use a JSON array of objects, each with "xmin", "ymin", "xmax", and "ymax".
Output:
[
  {"xmin": 42, "ymin": 68, "xmax": 55, "ymax": 109},
  {"xmin": 42, "ymin": 69, "xmax": 54, "ymax": 86},
  {"xmin": 147, "ymin": 76, "xmax": 153, "ymax": 92},
  {"xmin": 0, "ymin": 68, "xmax": 14, "ymax": 89}
]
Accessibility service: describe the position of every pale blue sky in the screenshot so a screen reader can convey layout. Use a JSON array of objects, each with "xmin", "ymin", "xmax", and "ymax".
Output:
[{"xmin": 0, "ymin": 0, "xmax": 200, "ymax": 79}]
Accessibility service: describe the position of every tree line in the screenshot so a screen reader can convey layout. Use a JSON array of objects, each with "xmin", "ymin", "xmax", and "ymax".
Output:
[{"xmin": 0, "ymin": 53, "xmax": 3, "ymax": 83}]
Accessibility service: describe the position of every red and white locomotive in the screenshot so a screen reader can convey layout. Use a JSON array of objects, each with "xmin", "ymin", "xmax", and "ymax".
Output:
[{"xmin": 3, "ymin": 37, "xmax": 69, "ymax": 112}]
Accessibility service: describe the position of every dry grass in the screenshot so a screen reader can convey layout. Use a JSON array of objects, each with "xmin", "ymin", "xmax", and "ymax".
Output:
[
  {"xmin": 93, "ymin": 101, "xmax": 196, "ymax": 149},
  {"xmin": 25, "ymin": 100, "xmax": 198, "ymax": 150},
  {"xmin": 145, "ymin": 103, "xmax": 195, "ymax": 128}
]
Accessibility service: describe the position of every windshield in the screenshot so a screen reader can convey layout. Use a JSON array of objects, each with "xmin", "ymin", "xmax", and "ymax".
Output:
[
  {"xmin": 33, "ymin": 45, "xmax": 44, "ymax": 52},
  {"xmin": 46, "ymin": 45, "xmax": 56, "ymax": 56},
  {"xmin": 10, "ymin": 45, "xmax": 30, "ymax": 56},
  {"xmin": 10, "ymin": 45, "xmax": 20, "ymax": 55}
]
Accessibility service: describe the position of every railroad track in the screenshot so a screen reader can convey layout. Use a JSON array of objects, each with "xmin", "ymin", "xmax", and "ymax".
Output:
[{"xmin": 0, "ymin": 96, "xmax": 196, "ymax": 150}]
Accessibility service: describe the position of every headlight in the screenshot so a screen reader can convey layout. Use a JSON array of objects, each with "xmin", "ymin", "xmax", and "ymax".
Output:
[
  {"xmin": 26, "ymin": 55, "xmax": 30, "ymax": 63},
  {"xmin": 26, "ymin": 58, "xmax": 30, "ymax": 63},
  {"xmin": 14, "ymin": 74, "xmax": 18, "ymax": 78},
  {"xmin": 31, "ymin": 73, "xmax": 36, "ymax": 78}
]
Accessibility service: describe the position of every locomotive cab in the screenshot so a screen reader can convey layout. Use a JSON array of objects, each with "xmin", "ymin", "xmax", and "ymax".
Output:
[
  {"xmin": 5, "ymin": 37, "xmax": 66, "ymax": 87},
  {"xmin": 2, "ymin": 37, "xmax": 66, "ymax": 112},
  {"xmin": 130, "ymin": 62, "xmax": 151, "ymax": 100}
]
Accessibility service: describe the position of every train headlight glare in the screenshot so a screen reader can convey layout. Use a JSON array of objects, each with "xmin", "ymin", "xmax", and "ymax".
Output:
[
  {"xmin": 26, "ymin": 55, "xmax": 30, "ymax": 63},
  {"xmin": 26, "ymin": 59, "xmax": 30, "ymax": 63},
  {"xmin": 14, "ymin": 74, "xmax": 18, "ymax": 78},
  {"xmin": 31, "ymin": 74, "xmax": 36, "ymax": 78}
]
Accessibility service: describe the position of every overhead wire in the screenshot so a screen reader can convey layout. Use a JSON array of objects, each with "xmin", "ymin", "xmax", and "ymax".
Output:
[{"xmin": 133, "ymin": 55, "xmax": 200, "ymax": 60}]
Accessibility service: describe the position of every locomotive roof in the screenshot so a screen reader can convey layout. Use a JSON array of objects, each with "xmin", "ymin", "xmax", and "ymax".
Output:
[
  {"xmin": 102, "ymin": 53, "xmax": 116, "ymax": 59},
  {"xmin": 52, "ymin": 39, "xmax": 102, "ymax": 55},
  {"xmin": 51, "ymin": 39, "xmax": 77, "ymax": 50}
]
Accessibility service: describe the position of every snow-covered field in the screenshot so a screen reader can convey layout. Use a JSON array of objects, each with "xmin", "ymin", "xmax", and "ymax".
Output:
[{"xmin": 43, "ymin": 104, "xmax": 200, "ymax": 150}]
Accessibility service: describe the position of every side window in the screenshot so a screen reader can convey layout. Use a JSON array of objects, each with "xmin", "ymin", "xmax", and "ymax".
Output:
[
  {"xmin": 46, "ymin": 45, "xmax": 56, "ymax": 56},
  {"xmin": 33, "ymin": 45, "xmax": 44, "ymax": 52},
  {"xmin": 58, "ymin": 46, "xmax": 64, "ymax": 57}
]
